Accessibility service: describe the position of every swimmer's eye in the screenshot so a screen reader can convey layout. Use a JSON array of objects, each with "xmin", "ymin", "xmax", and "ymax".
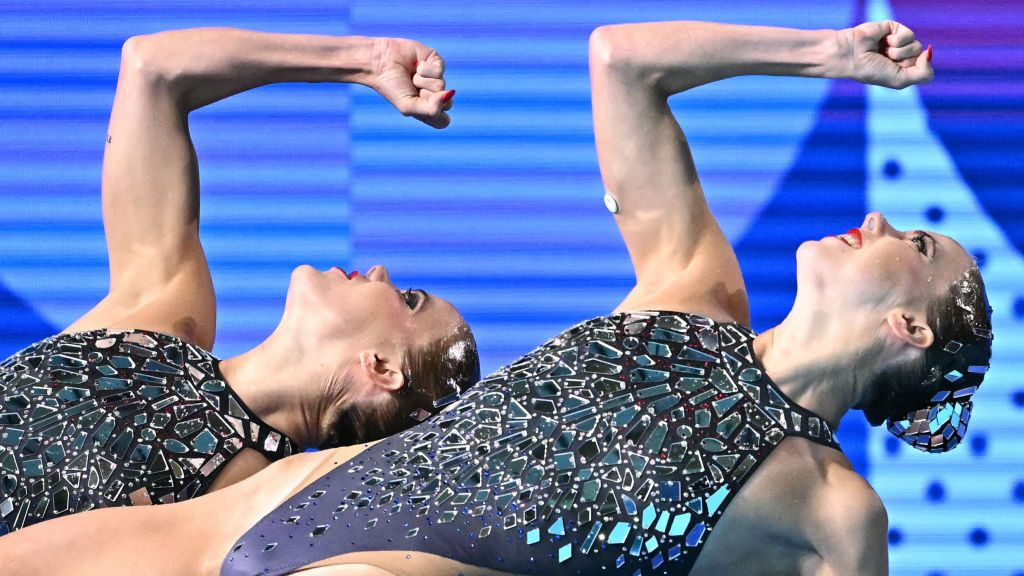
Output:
[
  {"xmin": 401, "ymin": 289, "xmax": 420, "ymax": 310},
  {"xmin": 911, "ymin": 232, "xmax": 931, "ymax": 256}
]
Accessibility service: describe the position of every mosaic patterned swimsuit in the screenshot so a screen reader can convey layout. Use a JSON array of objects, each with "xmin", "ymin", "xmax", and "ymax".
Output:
[
  {"xmin": 0, "ymin": 329, "xmax": 297, "ymax": 535},
  {"xmin": 223, "ymin": 312, "xmax": 840, "ymax": 576}
]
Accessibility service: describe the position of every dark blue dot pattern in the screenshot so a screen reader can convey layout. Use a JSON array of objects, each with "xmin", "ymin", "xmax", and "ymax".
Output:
[
  {"xmin": 883, "ymin": 159, "xmax": 903, "ymax": 179},
  {"xmin": 222, "ymin": 312, "xmax": 841, "ymax": 576},
  {"xmin": 925, "ymin": 205, "xmax": 945, "ymax": 223},
  {"xmin": 969, "ymin": 527, "xmax": 989, "ymax": 546},
  {"xmin": 926, "ymin": 481, "xmax": 946, "ymax": 502},
  {"xmin": 970, "ymin": 434, "xmax": 988, "ymax": 457},
  {"xmin": 885, "ymin": 436, "xmax": 902, "ymax": 456},
  {"xmin": 889, "ymin": 528, "xmax": 904, "ymax": 546}
]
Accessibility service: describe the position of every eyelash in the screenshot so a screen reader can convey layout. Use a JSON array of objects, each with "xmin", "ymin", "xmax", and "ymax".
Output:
[
  {"xmin": 911, "ymin": 233, "xmax": 929, "ymax": 255},
  {"xmin": 401, "ymin": 289, "xmax": 418, "ymax": 309}
]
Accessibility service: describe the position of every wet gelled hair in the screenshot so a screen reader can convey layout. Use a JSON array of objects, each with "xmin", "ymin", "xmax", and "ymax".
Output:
[
  {"xmin": 862, "ymin": 265, "xmax": 993, "ymax": 427},
  {"xmin": 326, "ymin": 323, "xmax": 481, "ymax": 446}
]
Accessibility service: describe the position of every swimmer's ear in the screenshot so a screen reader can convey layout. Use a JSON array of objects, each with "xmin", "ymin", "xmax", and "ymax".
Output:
[
  {"xmin": 358, "ymin": 351, "xmax": 406, "ymax": 392},
  {"xmin": 885, "ymin": 309, "xmax": 934, "ymax": 350}
]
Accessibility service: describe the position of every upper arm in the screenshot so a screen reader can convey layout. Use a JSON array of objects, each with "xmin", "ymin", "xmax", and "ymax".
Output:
[
  {"xmin": 589, "ymin": 26, "xmax": 748, "ymax": 323},
  {"xmin": 813, "ymin": 472, "xmax": 889, "ymax": 576},
  {"xmin": 62, "ymin": 36, "xmax": 215, "ymax": 348}
]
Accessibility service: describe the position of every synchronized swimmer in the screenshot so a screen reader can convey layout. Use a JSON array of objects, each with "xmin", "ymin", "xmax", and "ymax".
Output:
[{"xmin": 0, "ymin": 18, "xmax": 993, "ymax": 576}]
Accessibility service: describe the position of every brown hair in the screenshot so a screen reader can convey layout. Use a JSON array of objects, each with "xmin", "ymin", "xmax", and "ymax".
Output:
[
  {"xmin": 862, "ymin": 266, "xmax": 993, "ymax": 426},
  {"xmin": 326, "ymin": 323, "xmax": 481, "ymax": 446}
]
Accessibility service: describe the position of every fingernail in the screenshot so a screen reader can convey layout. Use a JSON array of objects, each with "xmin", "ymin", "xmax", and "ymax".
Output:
[
  {"xmin": 441, "ymin": 89, "xmax": 456, "ymax": 103},
  {"xmin": 926, "ymin": 44, "xmax": 932, "ymax": 62}
]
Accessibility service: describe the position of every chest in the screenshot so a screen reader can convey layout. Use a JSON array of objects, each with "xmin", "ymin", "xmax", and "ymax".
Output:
[{"xmin": 0, "ymin": 330, "xmax": 293, "ymax": 533}]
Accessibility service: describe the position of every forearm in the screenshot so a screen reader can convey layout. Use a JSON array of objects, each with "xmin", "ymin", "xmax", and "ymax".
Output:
[
  {"xmin": 590, "ymin": 21, "xmax": 845, "ymax": 96},
  {"xmin": 128, "ymin": 28, "xmax": 378, "ymax": 111}
]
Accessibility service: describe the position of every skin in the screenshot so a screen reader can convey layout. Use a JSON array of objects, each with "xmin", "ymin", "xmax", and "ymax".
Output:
[
  {"xmin": 43, "ymin": 28, "xmax": 465, "ymax": 492},
  {"xmin": 0, "ymin": 19, "xmax": 975, "ymax": 576},
  {"xmin": 588, "ymin": 18, "xmax": 962, "ymax": 576}
]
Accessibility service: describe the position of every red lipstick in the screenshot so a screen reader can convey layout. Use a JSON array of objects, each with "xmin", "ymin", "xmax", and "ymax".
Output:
[{"xmin": 847, "ymin": 228, "xmax": 863, "ymax": 247}]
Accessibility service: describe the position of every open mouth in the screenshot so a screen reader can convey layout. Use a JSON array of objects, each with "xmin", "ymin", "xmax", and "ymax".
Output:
[
  {"xmin": 330, "ymin": 266, "xmax": 361, "ymax": 280},
  {"xmin": 834, "ymin": 228, "xmax": 863, "ymax": 248}
]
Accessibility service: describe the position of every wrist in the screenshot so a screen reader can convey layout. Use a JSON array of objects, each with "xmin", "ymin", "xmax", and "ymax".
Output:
[
  {"xmin": 326, "ymin": 35, "xmax": 378, "ymax": 85},
  {"xmin": 826, "ymin": 28, "xmax": 854, "ymax": 80}
]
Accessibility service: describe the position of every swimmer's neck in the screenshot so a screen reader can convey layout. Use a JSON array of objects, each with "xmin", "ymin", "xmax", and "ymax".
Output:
[
  {"xmin": 219, "ymin": 333, "xmax": 329, "ymax": 450},
  {"xmin": 753, "ymin": 306, "xmax": 879, "ymax": 432}
]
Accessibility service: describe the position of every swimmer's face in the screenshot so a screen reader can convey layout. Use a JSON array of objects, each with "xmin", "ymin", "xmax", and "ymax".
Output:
[
  {"xmin": 795, "ymin": 212, "xmax": 974, "ymax": 318},
  {"xmin": 283, "ymin": 264, "xmax": 468, "ymax": 367}
]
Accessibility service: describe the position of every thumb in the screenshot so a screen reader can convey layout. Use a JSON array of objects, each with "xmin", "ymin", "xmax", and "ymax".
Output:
[
  {"xmin": 408, "ymin": 89, "xmax": 454, "ymax": 129},
  {"xmin": 402, "ymin": 88, "xmax": 453, "ymax": 117},
  {"xmin": 899, "ymin": 44, "xmax": 934, "ymax": 87}
]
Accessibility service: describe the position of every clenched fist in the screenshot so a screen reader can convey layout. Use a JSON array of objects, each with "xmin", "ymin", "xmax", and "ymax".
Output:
[
  {"xmin": 367, "ymin": 37, "xmax": 455, "ymax": 129},
  {"xmin": 838, "ymin": 20, "xmax": 934, "ymax": 89}
]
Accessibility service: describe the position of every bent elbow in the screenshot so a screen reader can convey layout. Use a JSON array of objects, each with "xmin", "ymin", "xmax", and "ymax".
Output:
[
  {"xmin": 119, "ymin": 34, "xmax": 175, "ymax": 84},
  {"xmin": 589, "ymin": 25, "xmax": 630, "ymax": 73},
  {"xmin": 120, "ymin": 35, "xmax": 151, "ymax": 75},
  {"xmin": 589, "ymin": 25, "xmax": 662, "ymax": 88}
]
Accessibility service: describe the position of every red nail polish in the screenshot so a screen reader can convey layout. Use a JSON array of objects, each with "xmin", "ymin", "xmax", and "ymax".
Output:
[
  {"xmin": 441, "ymin": 89, "xmax": 456, "ymax": 103},
  {"xmin": 926, "ymin": 44, "xmax": 933, "ymax": 62}
]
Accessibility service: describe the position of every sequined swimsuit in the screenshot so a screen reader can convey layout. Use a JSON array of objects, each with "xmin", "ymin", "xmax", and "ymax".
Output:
[
  {"xmin": 223, "ymin": 312, "xmax": 840, "ymax": 576},
  {"xmin": 0, "ymin": 329, "xmax": 297, "ymax": 535}
]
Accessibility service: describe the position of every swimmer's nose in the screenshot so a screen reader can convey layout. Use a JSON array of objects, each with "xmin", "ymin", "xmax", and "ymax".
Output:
[
  {"xmin": 366, "ymin": 265, "xmax": 392, "ymax": 284},
  {"xmin": 863, "ymin": 212, "xmax": 895, "ymax": 237}
]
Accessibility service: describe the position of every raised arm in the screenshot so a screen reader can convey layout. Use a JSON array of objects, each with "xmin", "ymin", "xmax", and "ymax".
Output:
[
  {"xmin": 63, "ymin": 29, "xmax": 453, "ymax": 348},
  {"xmin": 589, "ymin": 20, "xmax": 932, "ymax": 323}
]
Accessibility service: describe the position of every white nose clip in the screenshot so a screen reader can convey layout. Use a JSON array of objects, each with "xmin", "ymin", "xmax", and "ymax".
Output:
[
  {"xmin": 867, "ymin": 217, "xmax": 876, "ymax": 230},
  {"xmin": 603, "ymin": 192, "xmax": 620, "ymax": 214}
]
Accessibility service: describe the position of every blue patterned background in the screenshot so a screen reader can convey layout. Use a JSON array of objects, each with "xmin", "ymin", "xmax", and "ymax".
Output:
[{"xmin": 0, "ymin": 0, "xmax": 1021, "ymax": 573}]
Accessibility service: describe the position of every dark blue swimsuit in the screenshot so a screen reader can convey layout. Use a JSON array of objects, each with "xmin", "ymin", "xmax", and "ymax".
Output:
[
  {"xmin": 0, "ymin": 329, "xmax": 297, "ymax": 535},
  {"xmin": 222, "ymin": 312, "xmax": 840, "ymax": 575}
]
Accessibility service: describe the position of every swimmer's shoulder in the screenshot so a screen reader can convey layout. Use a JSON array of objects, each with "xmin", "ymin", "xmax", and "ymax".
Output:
[
  {"xmin": 774, "ymin": 436, "xmax": 885, "ymax": 531},
  {"xmin": 753, "ymin": 437, "xmax": 887, "ymax": 574},
  {"xmin": 803, "ymin": 444, "xmax": 888, "ymax": 575}
]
